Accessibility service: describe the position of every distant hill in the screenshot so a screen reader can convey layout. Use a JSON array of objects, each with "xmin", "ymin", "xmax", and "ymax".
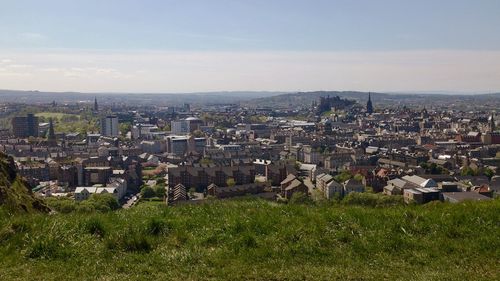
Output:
[
  {"xmin": 0, "ymin": 89, "xmax": 286, "ymax": 106},
  {"xmin": 242, "ymin": 91, "xmax": 500, "ymax": 108},
  {"xmin": 0, "ymin": 153, "xmax": 50, "ymax": 213},
  {"xmin": 0, "ymin": 89, "xmax": 498, "ymax": 107}
]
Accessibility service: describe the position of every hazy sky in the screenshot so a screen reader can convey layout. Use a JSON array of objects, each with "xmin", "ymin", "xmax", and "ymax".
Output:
[{"xmin": 1, "ymin": 0, "xmax": 499, "ymax": 93}]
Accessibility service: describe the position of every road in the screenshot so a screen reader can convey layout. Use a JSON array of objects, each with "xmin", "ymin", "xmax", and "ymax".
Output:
[{"xmin": 122, "ymin": 192, "xmax": 141, "ymax": 209}]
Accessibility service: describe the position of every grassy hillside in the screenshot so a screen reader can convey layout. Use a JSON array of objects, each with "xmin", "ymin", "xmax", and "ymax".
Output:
[{"xmin": 0, "ymin": 198, "xmax": 499, "ymax": 280}]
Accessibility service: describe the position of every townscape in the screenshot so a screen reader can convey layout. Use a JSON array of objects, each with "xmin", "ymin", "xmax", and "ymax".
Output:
[
  {"xmin": 1, "ymin": 1, "xmax": 500, "ymax": 280},
  {"xmin": 1, "ymin": 91, "xmax": 499, "ymax": 208}
]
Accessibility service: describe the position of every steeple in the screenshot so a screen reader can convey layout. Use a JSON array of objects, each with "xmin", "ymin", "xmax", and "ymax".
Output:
[
  {"xmin": 47, "ymin": 118, "xmax": 57, "ymax": 147},
  {"xmin": 366, "ymin": 92, "xmax": 373, "ymax": 114},
  {"xmin": 489, "ymin": 113, "xmax": 495, "ymax": 132},
  {"xmin": 94, "ymin": 97, "xmax": 99, "ymax": 111}
]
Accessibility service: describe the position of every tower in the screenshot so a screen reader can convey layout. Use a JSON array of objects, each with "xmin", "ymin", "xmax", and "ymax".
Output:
[
  {"xmin": 366, "ymin": 92, "xmax": 373, "ymax": 114},
  {"xmin": 47, "ymin": 118, "xmax": 57, "ymax": 147},
  {"xmin": 94, "ymin": 97, "xmax": 99, "ymax": 111},
  {"xmin": 489, "ymin": 113, "xmax": 495, "ymax": 133}
]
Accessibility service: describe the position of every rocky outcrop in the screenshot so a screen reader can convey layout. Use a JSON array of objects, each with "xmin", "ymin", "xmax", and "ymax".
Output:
[{"xmin": 0, "ymin": 152, "xmax": 50, "ymax": 213}]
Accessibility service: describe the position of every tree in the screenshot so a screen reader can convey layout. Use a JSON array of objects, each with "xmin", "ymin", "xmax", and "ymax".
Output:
[
  {"xmin": 119, "ymin": 122, "xmax": 132, "ymax": 136},
  {"xmin": 154, "ymin": 185, "xmax": 166, "ymax": 198},
  {"xmin": 226, "ymin": 177, "xmax": 236, "ymax": 187},
  {"xmin": 483, "ymin": 168, "xmax": 495, "ymax": 180},
  {"xmin": 294, "ymin": 161, "xmax": 301, "ymax": 170},
  {"xmin": 188, "ymin": 187, "xmax": 196, "ymax": 198},
  {"xmin": 461, "ymin": 167, "xmax": 477, "ymax": 176},
  {"xmin": 353, "ymin": 173, "xmax": 364, "ymax": 182},
  {"xmin": 335, "ymin": 170, "xmax": 352, "ymax": 183},
  {"xmin": 140, "ymin": 186, "xmax": 156, "ymax": 198}
]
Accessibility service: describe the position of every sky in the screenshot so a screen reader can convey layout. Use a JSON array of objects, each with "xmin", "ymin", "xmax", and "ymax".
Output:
[{"xmin": 0, "ymin": 0, "xmax": 499, "ymax": 93}]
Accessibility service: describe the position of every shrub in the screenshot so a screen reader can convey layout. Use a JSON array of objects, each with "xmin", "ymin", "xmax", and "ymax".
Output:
[
  {"xmin": 233, "ymin": 232, "xmax": 257, "ymax": 251},
  {"xmin": 84, "ymin": 217, "xmax": 106, "ymax": 237},
  {"xmin": 106, "ymin": 231, "xmax": 152, "ymax": 253},
  {"xmin": 88, "ymin": 194, "xmax": 120, "ymax": 212},
  {"xmin": 76, "ymin": 201, "xmax": 96, "ymax": 213},
  {"xmin": 146, "ymin": 218, "xmax": 168, "ymax": 236},
  {"xmin": 289, "ymin": 192, "xmax": 313, "ymax": 205},
  {"xmin": 226, "ymin": 177, "xmax": 236, "ymax": 187},
  {"xmin": 26, "ymin": 238, "xmax": 67, "ymax": 259},
  {"xmin": 154, "ymin": 186, "xmax": 166, "ymax": 198},
  {"xmin": 140, "ymin": 186, "xmax": 156, "ymax": 198},
  {"xmin": 44, "ymin": 197, "xmax": 77, "ymax": 214}
]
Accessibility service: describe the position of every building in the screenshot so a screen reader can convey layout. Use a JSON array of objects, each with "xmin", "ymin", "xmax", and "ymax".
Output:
[
  {"xmin": 167, "ymin": 183, "xmax": 187, "ymax": 204},
  {"xmin": 11, "ymin": 113, "xmax": 39, "ymax": 137},
  {"xmin": 383, "ymin": 178, "xmax": 418, "ymax": 195},
  {"xmin": 165, "ymin": 135, "xmax": 206, "ymax": 156},
  {"xmin": 403, "ymin": 188, "xmax": 440, "ymax": 204},
  {"xmin": 185, "ymin": 117, "xmax": 203, "ymax": 132},
  {"xmin": 343, "ymin": 179, "xmax": 365, "ymax": 196},
  {"xmin": 366, "ymin": 92, "xmax": 374, "ymax": 114},
  {"xmin": 207, "ymin": 183, "xmax": 266, "ymax": 199},
  {"xmin": 74, "ymin": 181, "xmax": 127, "ymax": 202},
  {"xmin": 280, "ymin": 174, "xmax": 308, "ymax": 199},
  {"xmin": 58, "ymin": 165, "xmax": 78, "ymax": 187},
  {"xmin": 83, "ymin": 166, "xmax": 113, "ymax": 186},
  {"xmin": 401, "ymin": 175, "xmax": 438, "ymax": 188},
  {"xmin": 171, "ymin": 120, "xmax": 190, "ymax": 134},
  {"xmin": 167, "ymin": 164, "xmax": 256, "ymax": 192},
  {"xmin": 100, "ymin": 115, "xmax": 119, "ymax": 137},
  {"xmin": 316, "ymin": 173, "xmax": 342, "ymax": 199},
  {"xmin": 440, "ymin": 192, "xmax": 492, "ymax": 203},
  {"xmin": 47, "ymin": 118, "xmax": 57, "ymax": 146}
]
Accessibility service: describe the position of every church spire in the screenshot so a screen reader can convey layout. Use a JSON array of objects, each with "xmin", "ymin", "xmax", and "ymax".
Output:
[
  {"xmin": 489, "ymin": 113, "xmax": 495, "ymax": 132},
  {"xmin": 47, "ymin": 118, "xmax": 57, "ymax": 147},
  {"xmin": 366, "ymin": 92, "xmax": 373, "ymax": 114}
]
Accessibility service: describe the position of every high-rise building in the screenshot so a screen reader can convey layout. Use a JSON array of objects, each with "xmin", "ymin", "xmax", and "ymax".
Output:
[
  {"xmin": 94, "ymin": 97, "xmax": 99, "ymax": 111},
  {"xmin": 11, "ymin": 113, "xmax": 39, "ymax": 137},
  {"xmin": 366, "ymin": 92, "xmax": 374, "ymax": 114},
  {"xmin": 100, "ymin": 115, "xmax": 119, "ymax": 137}
]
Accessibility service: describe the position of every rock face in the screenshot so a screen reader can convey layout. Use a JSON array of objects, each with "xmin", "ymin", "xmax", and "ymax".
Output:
[{"xmin": 0, "ymin": 152, "xmax": 50, "ymax": 213}]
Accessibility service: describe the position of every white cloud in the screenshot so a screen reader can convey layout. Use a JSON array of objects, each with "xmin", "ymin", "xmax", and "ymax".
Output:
[
  {"xmin": 17, "ymin": 33, "xmax": 48, "ymax": 42},
  {"xmin": 0, "ymin": 49, "xmax": 499, "ymax": 93}
]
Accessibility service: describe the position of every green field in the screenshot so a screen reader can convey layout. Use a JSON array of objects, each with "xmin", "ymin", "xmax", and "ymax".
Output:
[
  {"xmin": 0, "ymin": 199, "xmax": 499, "ymax": 280},
  {"xmin": 35, "ymin": 112, "xmax": 79, "ymax": 121},
  {"xmin": 34, "ymin": 112, "xmax": 98, "ymax": 134}
]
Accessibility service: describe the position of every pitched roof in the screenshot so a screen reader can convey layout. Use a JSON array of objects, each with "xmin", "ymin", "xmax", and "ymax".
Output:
[
  {"xmin": 285, "ymin": 179, "xmax": 304, "ymax": 191},
  {"xmin": 280, "ymin": 174, "xmax": 297, "ymax": 185}
]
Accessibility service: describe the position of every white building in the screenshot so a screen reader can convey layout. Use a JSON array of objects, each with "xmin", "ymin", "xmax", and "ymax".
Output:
[
  {"xmin": 171, "ymin": 120, "xmax": 190, "ymax": 134},
  {"xmin": 74, "ymin": 179, "xmax": 127, "ymax": 201}
]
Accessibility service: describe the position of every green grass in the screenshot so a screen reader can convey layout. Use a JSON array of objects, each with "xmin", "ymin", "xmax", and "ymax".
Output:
[
  {"xmin": 0, "ymin": 199, "xmax": 499, "ymax": 280},
  {"xmin": 35, "ymin": 112, "xmax": 79, "ymax": 120}
]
